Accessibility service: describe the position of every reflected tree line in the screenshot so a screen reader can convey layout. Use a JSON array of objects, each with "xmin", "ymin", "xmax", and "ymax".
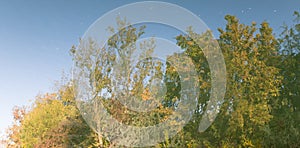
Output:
[{"xmin": 2, "ymin": 12, "xmax": 300, "ymax": 147}]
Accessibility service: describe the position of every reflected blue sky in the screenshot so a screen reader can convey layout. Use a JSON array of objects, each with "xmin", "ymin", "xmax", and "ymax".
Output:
[{"xmin": 0, "ymin": 0, "xmax": 299, "ymax": 136}]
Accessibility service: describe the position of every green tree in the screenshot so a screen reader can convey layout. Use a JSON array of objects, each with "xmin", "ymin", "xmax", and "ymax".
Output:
[
  {"xmin": 212, "ymin": 15, "xmax": 281, "ymax": 147},
  {"xmin": 72, "ymin": 18, "xmax": 176, "ymax": 147},
  {"xmin": 175, "ymin": 15, "xmax": 281, "ymax": 147},
  {"xmin": 5, "ymin": 83, "xmax": 97, "ymax": 147},
  {"xmin": 265, "ymin": 11, "xmax": 300, "ymax": 147}
]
